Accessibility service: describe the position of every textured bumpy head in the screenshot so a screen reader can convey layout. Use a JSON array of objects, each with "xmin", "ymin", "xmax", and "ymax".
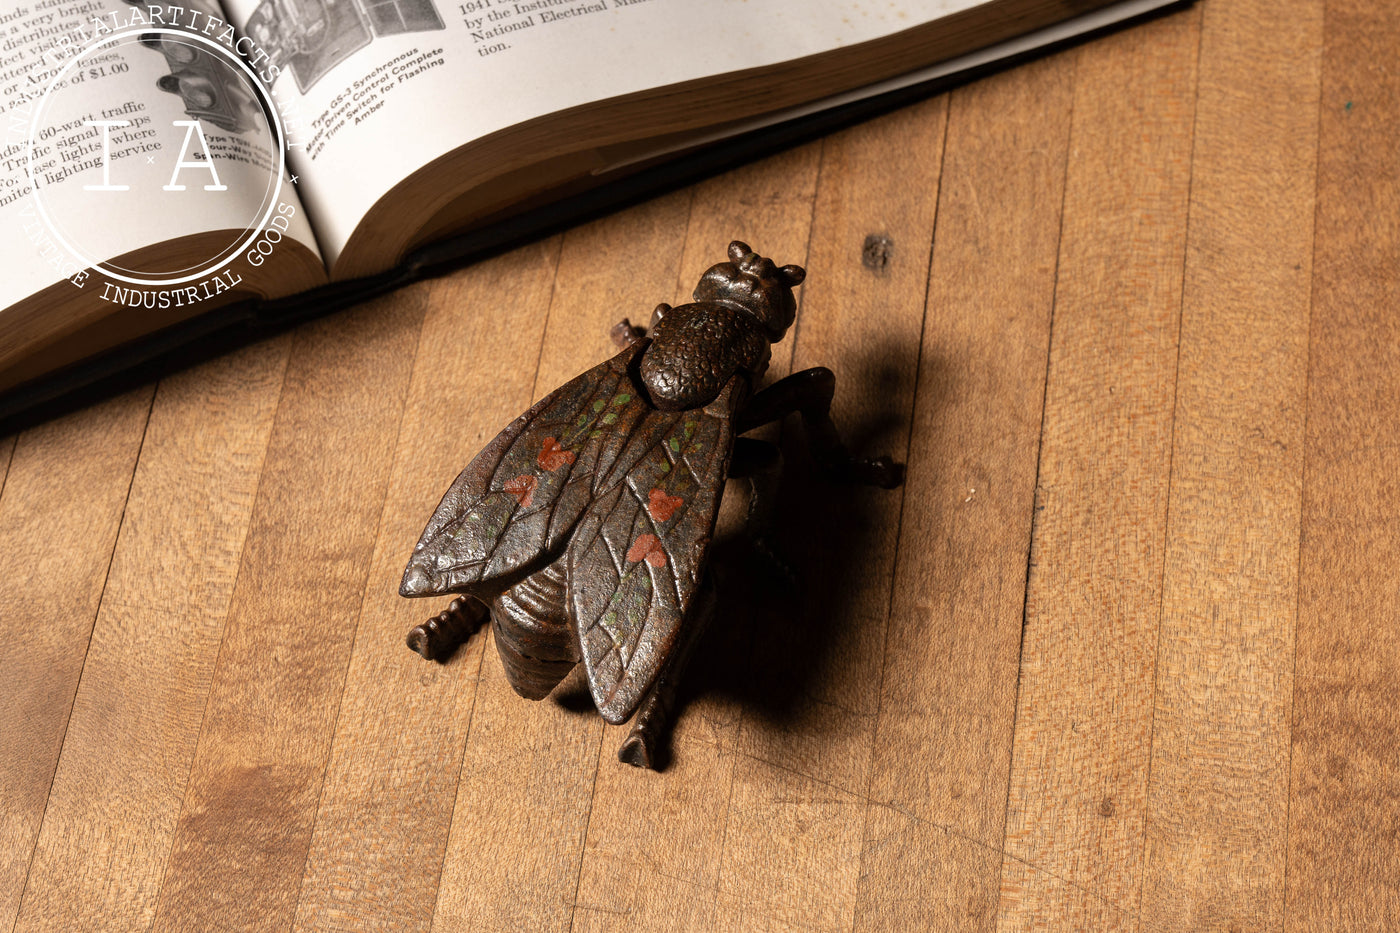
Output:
[{"xmin": 693, "ymin": 240, "xmax": 806, "ymax": 341}]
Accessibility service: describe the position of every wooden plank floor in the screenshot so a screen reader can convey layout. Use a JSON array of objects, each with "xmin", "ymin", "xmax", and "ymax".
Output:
[{"xmin": 2, "ymin": 0, "xmax": 1396, "ymax": 928}]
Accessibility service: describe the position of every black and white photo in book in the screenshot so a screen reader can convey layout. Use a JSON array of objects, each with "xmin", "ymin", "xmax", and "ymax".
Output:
[{"xmin": 243, "ymin": 0, "xmax": 446, "ymax": 93}]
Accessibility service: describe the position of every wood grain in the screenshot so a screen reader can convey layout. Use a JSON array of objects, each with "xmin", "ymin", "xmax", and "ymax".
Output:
[
  {"xmin": 13, "ymin": 338, "xmax": 290, "ymax": 933},
  {"xmin": 149, "ymin": 292, "xmax": 427, "ymax": 933},
  {"xmin": 0, "ymin": 390, "xmax": 152, "ymax": 933},
  {"xmin": 1136, "ymin": 0, "xmax": 1321, "ymax": 928},
  {"xmin": 15, "ymin": 3, "xmax": 1400, "ymax": 929},
  {"xmin": 856, "ymin": 50, "xmax": 1075, "ymax": 933},
  {"xmin": 290, "ymin": 242, "xmax": 559, "ymax": 933},
  {"xmin": 1285, "ymin": 1, "xmax": 1400, "ymax": 928},
  {"xmin": 429, "ymin": 193, "xmax": 691, "ymax": 933},
  {"xmin": 995, "ymin": 8, "xmax": 1199, "ymax": 930}
]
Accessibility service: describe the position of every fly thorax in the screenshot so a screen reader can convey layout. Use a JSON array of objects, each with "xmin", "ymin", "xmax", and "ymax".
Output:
[{"xmin": 639, "ymin": 304, "xmax": 769, "ymax": 411}]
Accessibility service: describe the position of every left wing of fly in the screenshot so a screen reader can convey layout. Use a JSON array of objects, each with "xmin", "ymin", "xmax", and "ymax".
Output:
[{"xmin": 401, "ymin": 342, "xmax": 656, "ymax": 598}]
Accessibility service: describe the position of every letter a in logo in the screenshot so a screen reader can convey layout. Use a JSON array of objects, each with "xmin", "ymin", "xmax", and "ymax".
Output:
[{"xmin": 163, "ymin": 121, "xmax": 228, "ymax": 191}]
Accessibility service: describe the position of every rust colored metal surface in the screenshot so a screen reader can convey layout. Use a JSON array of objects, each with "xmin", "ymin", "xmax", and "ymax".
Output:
[{"xmin": 401, "ymin": 241, "xmax": 902, "ymax": 769}]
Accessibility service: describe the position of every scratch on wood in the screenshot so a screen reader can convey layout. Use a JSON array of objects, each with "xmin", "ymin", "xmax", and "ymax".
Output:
[
  {"xmin": 879, "ymin": 801, "xmax": 1137, "ymax": 920},
  {"xmin": 570, "ymin": 901, "xmax": 633, "ymax": 916}
]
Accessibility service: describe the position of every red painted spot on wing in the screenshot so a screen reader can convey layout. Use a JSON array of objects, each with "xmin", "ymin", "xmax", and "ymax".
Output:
[
  {"xmin": 537, "ymin": 437, "xmax": 575, "ymax": 471},
  {"xmin": 626, "ymin": 533, "xmax": 667, "ymax": 568},
  {"xmin": 647, "ymin": 489, "xmax": 684, "ymax": 522},
  {"xmin": 503, "ymin": 474, "xmax": 537, "ymax": 508}
]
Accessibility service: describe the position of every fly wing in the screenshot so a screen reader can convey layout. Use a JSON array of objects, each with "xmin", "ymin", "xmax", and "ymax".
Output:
[
  {"xmin": 567, "ymin": 377, "xmax": 740, "ymax": 723},
  {"xmin": 401, "ymin": 341, "xmax": 658, "ymax": 598}
]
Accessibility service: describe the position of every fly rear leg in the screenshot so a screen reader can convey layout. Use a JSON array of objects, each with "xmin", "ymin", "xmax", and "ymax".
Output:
[
  {"xmin": 406, "ymin": 595, "xmax": 489, "ymax": 662},
  {"xmin": 618, "ymin": 571, "xmax": 718, "ymax": 770},
  {"xmin": 737, "ymin": 367, "xmax": 903, "ymax": 488}
]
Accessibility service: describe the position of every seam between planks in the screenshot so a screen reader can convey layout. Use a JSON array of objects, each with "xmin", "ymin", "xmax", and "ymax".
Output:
[
  {"xmin": 992, "ymin": 49, "xmax": 1081, "ymax": 922},
  {"xmin": 669, "ymin": 187, "xmax": 701, "ymax": 299},
  {"xmin": 1280, "ymin": 5, "xmax": 1330, "ymax": 923},
  {"xmin": 0, "ymin": 437, "xmax": 17, "ymax": 504},
  {"xmin": 711, "ymin": 149, "xmax": 817, "ymax": 913},
  {"xmin": 848, "ymin": 92, "xmax": 949, "ymax": 933},
  {"xmin": 781, "ymin": 139, "xmax": 825, "ymax": 361},
  {"xmin": 1132, "ymin": 5, "xmax": 1206, "ymax": 926},
  {"xmin": 8, "ymin": 384, "xmax": 158, "ymax": 933},
  {"xmin": 562, "ymin": 731, "xmax": 605, "ymax": 933},
  {"xmin": 705, "ymin": 140, "xmax": 834, "ymax": 924}
]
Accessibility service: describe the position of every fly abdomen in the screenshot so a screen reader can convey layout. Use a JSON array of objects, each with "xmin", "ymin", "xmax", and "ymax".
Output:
[{"xmin": 490, "ymin": 558, "xmax": 577, "ymax": 699}]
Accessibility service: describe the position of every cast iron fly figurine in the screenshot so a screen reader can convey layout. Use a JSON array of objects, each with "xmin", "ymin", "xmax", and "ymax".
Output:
[{"xmin": 400, "ymin": 241, "xmax": 902, "ymax": 769}]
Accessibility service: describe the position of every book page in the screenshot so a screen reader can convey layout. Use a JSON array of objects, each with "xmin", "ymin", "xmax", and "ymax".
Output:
[
  {"xmin": 217, "ymin": 0, "xmax": 993, "ymax": 268},
  {"xmin": 0, "ymin": 0, "xmax": 321, "ymax": 314},
  {"xmin": 597, "ymin": 0, "xmax": 1181, "ymax": 175}
]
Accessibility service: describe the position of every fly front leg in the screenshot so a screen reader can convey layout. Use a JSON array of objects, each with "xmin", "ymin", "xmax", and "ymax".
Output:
[
  {"xmin": 737, "ymin": 367, "xmax": 903, "ymax": 488},
  {"xmin": 406, "ymin": 594, "xmax": 489, "ymax": 662},
  {"xmin": 618, "ymin": 571, "xmax": 718, "ymax": 770}
]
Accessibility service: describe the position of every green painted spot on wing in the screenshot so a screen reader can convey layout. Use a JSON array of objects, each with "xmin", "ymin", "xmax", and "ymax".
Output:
[
  {"xmin": 601, "ymin": 567, "xmax": 655, "ymax": 665},
  {"xmin": 614, "ymin": 393, "xmax": 632, "ymax": 405},
  {"xmin": 660, "ymin": 460, "xmax": 671, "ymax": 472},
  {"xmin": 669, "ymin": 438, "xmax": 681, "ymax": 453},
  {"xmin": 593, "ymin": 399, "xmax": 607, "ymax": 412},
  {"xmin": 602, "ymin": 413, "xmax": 618, "ymax": 425}
]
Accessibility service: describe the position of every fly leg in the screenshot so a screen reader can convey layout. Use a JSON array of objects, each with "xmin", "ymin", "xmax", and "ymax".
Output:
[
  {"xmin": 611, "ymin": 303, "xmax": 671, "ymax": 348},
  {"xmin": 406, "ymin": 595, "xmax": 489, "ymax": 662},
  {"xmin": 618, "ymin": 571, "xmax": 718, "ymax": 770},
  {"xmin": 737, "ymin": 367, "xmax": 903, "ymax": 488},
  {"xmin": 730, "ymin": 437, "xmax": 796, "ymax": 589}
]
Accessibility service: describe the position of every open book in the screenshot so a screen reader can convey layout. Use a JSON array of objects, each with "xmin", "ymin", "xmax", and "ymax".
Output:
[{"xmin": 0, "ymin": 0, "xmax": 1179, "ymax": 418}]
